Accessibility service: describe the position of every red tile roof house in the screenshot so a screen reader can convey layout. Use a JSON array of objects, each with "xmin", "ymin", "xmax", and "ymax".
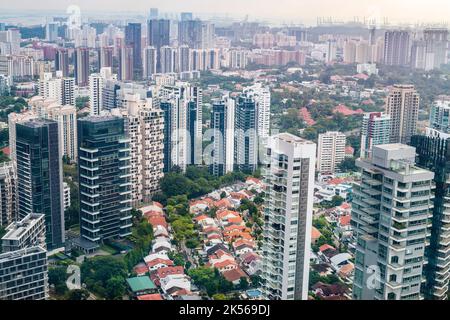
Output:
[
  {"xmin": 133, "ymin": 263, "xmax": 149, "ymax": 276},
  {"xmin": 318, "ymin": 244, "xmax": 339, "ymax": 262},
  {"xmin": 137, "ymin": 293, "xmax": 163, "ymax": 300},
  {"xmin": 150, "ymin": 266, "xmax": 185, "ymax": 287},
  {"xmin": 311, "ymin": 227, "xmax": 322, "ymax": 244},
  {"xmin": 147, "ymin": 216, "xmax": 168, "ymax": 229},
  {"xmin": 338, "ymin": 215, "xmax": 352, "ymax": 231},
  {"xmin": 232, "ymin": 239, "xmax": 255, "ymax": 256},
  {"xmin": 212, "ymin": 259, "xmax": 239, "ymax": 273},
  {"xmin": 216, "ymin": 209, "xmax": 240, "ymax": 222},
  {"xmin": 214, "ymin": 198, "xmax": 233, "ymax": 210},
  {"xmin": 146, "ymin": 258, "xmax": 174, "ymax": 272},
  {"xmin": 222, "ymin": 268, "xmax": 248, "ymax": 285}
]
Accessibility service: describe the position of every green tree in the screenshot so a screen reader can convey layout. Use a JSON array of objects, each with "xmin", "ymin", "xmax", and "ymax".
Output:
[
  {"xmin": 338, "ymin": 157, "xmax": 357, "ymax": 172},
  {"xmin": 66, "ymin": 289, "xmax": 90, "ymax": 300},
  {"xmin": 105, "ymin": 276, "xmax": 126, "ymax": 300},
  {"xmin": 239, "ymin": 277, "xmax": 249, "ymax": 290},
  {"xmin": 48, "ymin": 267, "xmax": 68, "ymax": 296}
]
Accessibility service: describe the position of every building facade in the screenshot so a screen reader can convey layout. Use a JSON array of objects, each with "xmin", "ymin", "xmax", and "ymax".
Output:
[
  {"xmin": 15, "ymin": 119, "xmax": 65, "ymax": 249},
  {"xmin": 77, "ymin": 116, "xmax": 132, "ymax": 248},
  {"xmin": 317, "ymin": 131, "xmax": 346, "ymax": 174},
  {"xmin": 386, "ymin": 84, "xmax": 420, "ymax": 145},
  {"xmin": 262, "ymin": 133, "xmax": 316, "ymax": 300},
  {"xmin": 351, "ymin": 144, "xmax": 435, "ymax": 300}
]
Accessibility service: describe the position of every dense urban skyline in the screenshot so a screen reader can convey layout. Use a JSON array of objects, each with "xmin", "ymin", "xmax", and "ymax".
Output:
[{"xmin": 1, "ymin": 1, "xmax": 450, "ymax": 25}]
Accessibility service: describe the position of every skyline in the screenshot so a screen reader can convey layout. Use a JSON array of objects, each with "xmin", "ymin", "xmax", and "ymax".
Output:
[{"xmin": 1, "ymin": 0, "xmax": 450, "ymax": 26}]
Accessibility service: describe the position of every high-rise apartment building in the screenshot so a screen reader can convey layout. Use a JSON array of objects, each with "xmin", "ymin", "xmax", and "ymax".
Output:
[
  {"xmin": 351, "ymin": 144, "xmax": 435, "ymax": 300},
  {"xmin": 384, "ymin": 31, "xmax": 411, "ymax": 66},
  {"xmin": 8, "ymin": 111, "xmax": 38, "ymax": 164},
  {"xmin": 28, "ymin": 96, "xmax": 78, "ymax": 162},
  {"xmin": 317, "ymin": 131, "xmax": 346, "ymax": 174},
  {"xmin": 360, "ymin": 112, "xmax": 392, "ymax": 159},
  {"xmin": 147, "ymin": 19, "xmax": 171, "ymax": 72},
  {"xmin": 0, "ymin": 162, "xmax": 16, "ymax": 228},
  {"xmin": 89, "ymin": 73, "xmax": 103, "ymax": 116},
  {"xmin": 55, "ymin": 48, "xmax": 69, "ymax": 77},
  {"xmin": 77, "ymin": 116, "xmax": 132, "ymax": 250},
  {"xmin": 0, "ymin": 213, "xmax": 48, "ymax": 301},
  {"xmin": 243, "ymin": 83, "xmax": 271, "ymax": 141},
  {"xmin": 125, "ymin": 23, "xmax": 142, "ymax": 79},
  {"xmin": 234, "ymin": 93, "xmax": 259, "ymax": 174},
  {"xmin": 38, "ymin": 72, "xmax": 75, "ymax": 106},
  {"xmin": 209, "ymin": 96, "xmax": 235, "ymax": 177},
  {"xmin": 1, "ymin": 213, "xmax": 46, "ymax": 252},
  {"xmin": 429, "ymin": 96, "xmax": 450, "ymax": 134},
  {"xmin": 74, "ymin": 47, "xmax": 89, "ymax": 87},
  {"xmin": 410, "ymin": 135, "xmax": 450, "ymax": 300},
  {"xmin": 99, "ymin": 46, "xmax": 114, "ymax": 69},
  {"xmin": 143, "ymin": 46, "xmax": 157, "ymax": 79},
  {"xmin": 262, "ymin": 133, "xmax": 316, "ymax": 300},
  {"xmin": 423, "ymin": 28, "xmax": 448, "ymax": 70},
  {"xmin": 159, "ymin": 46, "xmax": 177, "ymax": 74},
  {"xmin": 119, "ymin": 46, "xmax": 134, "ymax": 81},
  {"xmin": 46, "ymin": 22, "xmax": 59, "ymax": 42},
  {"xmin": 111, "ymin": 94, "xmax": 164, "ymax": 207},
  {"xmin": 385, "ymin": 84, "xmax": 420, "ymax": 144},
  {"xmin": 15, "ymin": 119, "xmax": 65, "ymax": 249}
]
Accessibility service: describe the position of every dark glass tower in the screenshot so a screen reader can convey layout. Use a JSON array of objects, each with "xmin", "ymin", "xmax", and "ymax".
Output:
[
  {"xmin": 234, "ymin": 95, "xmax": 258, "ymax": 174},
  {"xmin": 147, "ymin": 19, "xmax": 170, "ymax": 72},
  {"xmin": 125, "ymin": 23, "xmax": 142, "ymax": 79},
  {"xmin": 210, "ymin": 101, "xmax": 226, "ymax": 176},
  {"xmin": 77, "ymin": 116, "xmax": 132, "ymax": 247},
  {"xmin": 74, "ymin": 47, "xmax": 89, "ymax": 87},
  {"xmin": 16, "ymin": 119, "xmax": 64, "ymax": 249},
  {"xmin": 411, "ymin": 135, "xmax": 450, "ymax": 300}
]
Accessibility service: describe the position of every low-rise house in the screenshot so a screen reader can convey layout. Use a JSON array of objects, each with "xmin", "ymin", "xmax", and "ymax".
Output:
[
  {"xmin": 151, "ymin": 266, "xmax": 185, "ymax": 287},
  {"xmin": 126, "ymin": 276, "xmax": 158, "ymax": 297},
  {"xmin": 318, "ymin": 244, "xmax": 339, "ymax": 262},
  {"xmin": 311, "ymin": 227, "xmax": 322, "ymax": 244},
  {"xmin": 329, "ymin": 253, "xmax": 352, "ymax": 271},
  {"xmin": 146, "ymin": 258, "xmax": 174, "ymax": 272},
  {"xmin": 222, "ymin": 268, "xmax": 248, "ymax": 285},
  {"xmin": 133, "ymin": 263, "xmax": 149, "ymax": 276},
  {"xmin": 206, "ymin": 243, "xmax": 231, "ymax": 257},
  {"xmin": 312, "ymin": 282, "xmax": 348, "ymax": 300},
  {"xmin": 232, "ymin": 239, "xmax": 255, "ymax": 256},
  {"xmin": 154, "ymin": 225, "xmax": 170, "ymax": 238},
  {"xmin": 137, "ymin": 293, "xmax": 163, "ymax": 300},
  {"xmin": 338, "ymin": 262, "xmax": 354, "ymax": 279},
  {"xmin": 214, "ymin": 198, "xmax": 233, "ymax": 210},
  {"xmin": 152, "ymin": 237, "xmax": 173, "ymax": 254},
  {"xmin": 160, "ymin": 274, "xmax": 192, "ymax": 295},
  {"xmin": 147, "ymin": 215, "xmax": 168, "ymax": 229}
]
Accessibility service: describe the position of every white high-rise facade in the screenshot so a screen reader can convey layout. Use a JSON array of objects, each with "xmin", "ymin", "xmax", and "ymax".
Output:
[
  {"xmin": 360, "ymin": 112, "xmax": 392, "ymax": 160},
  {"xmin": 89, "ymin": 67, "xmax": 116, "ymax": 116},
  {"xmin": 111, "ymin": 94, "xmax": 164, "ymax": 207},
  {"xmin": 352, "ymin": 144, "xmax": 435, "ymax": 300},
  {"xmin": 38, "ymin": 72, "xmax": 75, "ymax": 106},
  {"xmin": 89, "ymin": 74, "xmax": 103, "ymax": 116},
  {"xmin": 25, "ymin": 96, "xmax": 78, "ymax": 162},
  {"xmin": 243, "ymin": 83, "xmax": 271, "ymax": 141},
  {"xmin": 262, "ymin": 133, "xmax": 316, "ymax": 300},
  {"xmin": 317, "ymin": 131, "xmax": 346, "ymax": 174},
  {"xmin": 385, "ymin": 84, "xmax": 420, "ymax": 144}
]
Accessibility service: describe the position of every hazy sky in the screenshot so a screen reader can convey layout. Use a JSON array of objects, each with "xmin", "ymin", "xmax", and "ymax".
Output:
[{"xmin": 1, "ymin": 0, "xmax": 450, "ymax": 24}]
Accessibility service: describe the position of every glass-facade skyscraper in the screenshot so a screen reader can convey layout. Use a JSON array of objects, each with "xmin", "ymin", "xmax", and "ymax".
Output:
[
  {"xmin": 77, "ymin": 116, "xmax": 132, "ymax": 249},
  {"xmin": 15, "ymin": 119, "xmax": 65, "ymax": 249}
]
